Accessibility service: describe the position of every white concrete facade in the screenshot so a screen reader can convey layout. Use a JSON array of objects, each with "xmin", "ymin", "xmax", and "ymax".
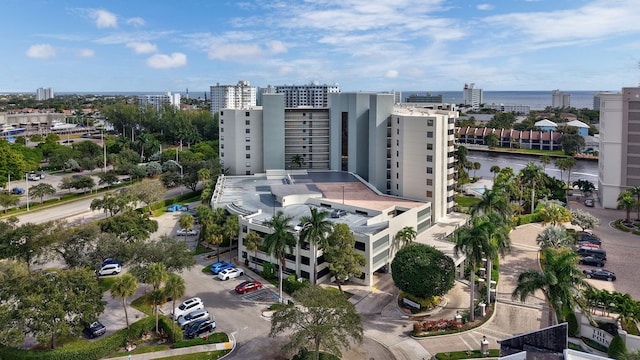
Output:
[
  {"xmin": 137, "ymin": 92, "xmax": 180, "ymax": 111},
  {"xmin": 219, "ymin": 107, "xmax": 264, "ymax": 176},
  {"xmin": 273, "ymin": 83, "xmax": 340, "ymax": 108},
  {"xmin": 36, "ymin": 87, "xmax": 54, "ymax": 101},
  {"xmin": 210, "ymin": 80, "xmax": 257, "ymax": 114},
  {"xmin": 463, "ymin": 83, "xmax": 483, "ymax": 109},
  {"xmin": 552, "ymin": 89, "xmax": 571, "ymax": 108}
]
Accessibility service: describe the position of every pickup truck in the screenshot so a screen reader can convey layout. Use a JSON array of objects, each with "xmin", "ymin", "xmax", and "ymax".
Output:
[{"xmin": 83, "ymin": 321, "xmax": 106, "ymax": 338}]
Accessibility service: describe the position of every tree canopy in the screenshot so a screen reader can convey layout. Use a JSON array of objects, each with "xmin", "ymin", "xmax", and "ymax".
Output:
[{"xmin": 391, "ymin": 243, "xmax": 455, "ymax": 299}]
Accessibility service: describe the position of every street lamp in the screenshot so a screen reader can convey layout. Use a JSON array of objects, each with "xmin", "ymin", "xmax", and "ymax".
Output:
[
  {"xmin": 166, "ymin": 160, "xmax": 183, "ymax": 195},
  {"xmin": 25, "ymin": 173, "xmax": 29, "ymax": 211}
]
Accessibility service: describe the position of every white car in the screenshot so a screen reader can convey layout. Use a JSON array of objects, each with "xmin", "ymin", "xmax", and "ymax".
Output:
[
  {"xmin": 217, "ymin": 267, "xmax": 244, "ymax": 281},
  {"xmin": 97, "ymin": 263, "xmax": 121, "ymax": 276},
  {"xmin": 173, "ymin": 297, "xmax": 204, "ymax": 319},
  {"xmin": 176, "ymin": 228, "xmax": 198, "ymax": 236},
  {"xmin": 177, "ymin": 308, "xmax": 210, "ymax": 329}
]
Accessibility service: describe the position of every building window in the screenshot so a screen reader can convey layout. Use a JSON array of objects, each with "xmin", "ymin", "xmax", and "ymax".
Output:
[
  {"xmin": 221, "ymin": 144, "xmax": 224, "ymax": 149},
  {"xmin": 220, "ymin": 136, "xmax": 224, "ymax": 141},
  {"xmin": 220, "ymin": 119, "xmax": 224, "ymax": 124},
  {"xmin": 245, "ymin": 120, "xmax": 250, "ymax": 125},
  {"xmin": 246, "ymin": 154, "xmax": 251, "ymax": 159},
  {"xmin": 245, "ymin": 137, "xmax": 251, "ymax": 142},
  {"xmin": 220, "ymin": 111, "xmax": 224, "ymax": 116},
  {"xmin": 245, "ymin": 145, "xmax": 250, "ymax": 150},
  {"xmin": 396, "ymin": 150, "xmax": 399, "ymax": 157},
  {"xmin": 397, "ymin": 129, "xmax": 399, "ymax": 135},
  {"xmin": 396, "ymin": 139, "xmax": 399, "ymax": 146},
  {"xmin": 427, "ymin": 119, "xmax": 433, "ymax": 126},
  {"xmin": 355, "ymin": 241, "xmax": 366, "ymax": 251},
  {"xmin": 220, "ymin": 127, "xmax": 224, "ymax": 133},
  {"xmin": 427, "ymin": 155, "xmax": 433, "ymax": 162},
  {"xmin": 426, "ymin": 179, "xmax": 433, "ymax": 186},
  {"xmin": 246, "ymin": 129, "xmax": 250, "ymax": 134},
  {"xmin": 427, "ymin": 167, "xmax": 433, "ymax": 174},
  {"xmin": 301, "ymin": 256, "xmax": 310, "ymax": 266},
  {"xmin": 427, "ymin": 131, "xmax": 433, "ymax": 138},
  {"xmin": 397, "ymin": 118, "xmax": 400, "ymax": 124},
  {"xmin": 396, "ymin": 173, "xmax": 399, "ymax": 179},
  {"xmin": 245, "ymin": 111, "xmax": 250, "ymax": 116},
  {"xmin": 246, "ymin": 162, "xmax": 251, "ymax": 167},
  {"xmin": 246, "ymin": 170, "xmax": 251, "ymax": 175},
  {"xmin": 426, "ymin": 190, "xmax": 433, "ymax": 197},
  {"xmin": 396, "ymin": 162, "xmax": 399, "ymax": 168},
  {"xmin": 427, "ymin": 143, "xmax": 433, "ymax": 150},
  {"xmin": 221, "ymin": 152, "xmax": 224, "ymax": 157}
]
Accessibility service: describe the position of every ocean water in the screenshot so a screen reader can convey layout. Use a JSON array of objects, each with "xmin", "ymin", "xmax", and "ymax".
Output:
[{"xmin": 403, "ymin": 90, "xmax": 608, "ymax": 110}]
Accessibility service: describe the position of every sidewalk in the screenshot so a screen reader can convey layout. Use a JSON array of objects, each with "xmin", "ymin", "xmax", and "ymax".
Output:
[{"xmin": 108, "ymin": 339, "xmax": 234, "ymax": 360}]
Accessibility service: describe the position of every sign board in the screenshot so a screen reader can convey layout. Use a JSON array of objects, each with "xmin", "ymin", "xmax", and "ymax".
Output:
[{"xmin": 403, "ymin": 298, "xmax": 420, "ymax": 309}]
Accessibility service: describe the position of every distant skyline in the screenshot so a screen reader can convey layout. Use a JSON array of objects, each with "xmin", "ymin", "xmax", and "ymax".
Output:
[{"xmin": 2, "ymin": 0, "xmax": 640, "ymax": 93}]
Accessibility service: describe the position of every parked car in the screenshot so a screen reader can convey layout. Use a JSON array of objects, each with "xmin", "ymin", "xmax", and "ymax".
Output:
[
  {"xmin": 101, "ymin": 258, "xmax": 123, "ymax": 267},
  {"xmin": 184, "ymin": 318, "xmax": 216, "ymax": 339},
  {"xmin": 583, "ymin": 269, "xmax": 616, "ymax": 281},
  {"xmin": 235, "ymin": 280, "xmax": 263, "ymax": 294},
  {"xmin": 11, "ymin": 187, "xmax": 24, "ymax": 195},
  {"xmin": 585, "ymin": 198, "xmax": 595, "ymax": 207},
  {"xmin": 578, "ymin": 256, "xmax": 605, "ymax": 267},
  {"xmin": 331, "ymin": 209, "xmax": 347, "ymax": 218},
  {"xmin": 210, "ymin": 261, "xmax": 234, "ymax": 274},
  {"xmin": 83, "ymin": 321, "xmax": 106, "ymax": 338},
  {"xmin": 177, "ymin": 309, "xmax": 211, "ymax": 329},
  {"xmin": 166, "ymin": 204, "xmax": 181, "ymax": 212},
  {"xmin": 37, "ymin": 171, "xmax": 46, "ymax": 179},
  {"xmin": 217, "ymin": 267, "xmax": 244, "ymax": 281},
  {"xmin": 176, "ymin": 228, "xmax": 198, "ymax": 236},
  {"xmin": 96, "ymin": 263, "xmax": 121, "ymax": 276},
  {"xmin": 577, "ymin": 232, "xmax": 601, "ymax": 244},
  {"xmin": 27, "ymin": 172, "xmax": 40, "ymax": 181},
  {"xmin": 173, "ymin": 297, "xmax": 204, "ymax": 319},
  {"xmin": 576, "ymin": 246, "xmax": 607, "ymax": 260},
  {"xmin": 180, "ymin": 205, "xmax": 190, "ymax": 212}
]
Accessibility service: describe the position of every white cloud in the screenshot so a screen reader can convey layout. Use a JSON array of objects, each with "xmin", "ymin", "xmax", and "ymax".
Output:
[
  {"xmin": 146, "ymin": 52, "xmax": 187, "ymax": 69},
  {"xmin": 89, "ymin": 9, "xmax": 118, "ymax": 28},
  {"xmin": 477, "ymin": 4, "xmax": 493, "ymax": 11},
  {"xmin": 267, "ymin": 40, "xmax": 287, "ymax": 54},
  {"xmin": 78, "ymin": 49, "xmax": 95, "ymax": 57},
  {"xmin": 126, "ymin": 42, "xmax": 158, "ymax": 54},
  {"xmin": 385, "ymin": 70, "xmax": 399, "ymax": 78},
  {"xmin": 26, "ymin": 44, "xmax": 56, "ymax": 58},
  {"xmin": 126, "ymin": 17, "xmax": 145, "ymax": 27},
  {"xmin": 208, "ymin": 41, "xmax": 287, "ymax": 62}
]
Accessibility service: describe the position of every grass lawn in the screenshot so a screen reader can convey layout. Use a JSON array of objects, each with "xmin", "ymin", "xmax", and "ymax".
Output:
[
  {"xmin": 436, "ymin": 349, "xmax": 500, "ymax": 360},
  {"xmin": 455, "ymin": 195, "xmax": 481, "ymax": 208},
  {"xmin": 99, "ymin": 277, "xmax": 116, "ymax": 292},
  {"xmin": 156, "ymin": 350, "xmax": 230, "ymax": 359},
  {"xmin": 107, "ymin": 344, "xmax": 171, "ymax": 358},
  {"xmin": 131, "ymin": 294, "xmax": 154, "ymax": 316}
]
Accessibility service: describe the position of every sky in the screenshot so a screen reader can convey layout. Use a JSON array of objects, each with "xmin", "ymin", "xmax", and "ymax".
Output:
[{"xmin": 2, "ymin": 0, "xmax": 640, "ymax": 93}]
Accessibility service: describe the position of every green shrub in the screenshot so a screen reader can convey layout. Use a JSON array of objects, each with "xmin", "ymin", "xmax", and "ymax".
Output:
[
  {"xmin": 624, "ymin": 318, "xmax": 640, "ymax": 336},
  {"xmin": 566, "ymin": 312, "xmax": 579, "ymax": 336},
  {"xmin": 173, "ymin": 332, "xmax": 228, "ymax": 348},
  {"xmin": 614, "ymin": 220, "xmax": 632, "ymax": 232},
  {"xmin": 608, "ymin": 335, "xmax": 627, "ymax": 358},
  {"xmin": 292, "ymin": 349, "xmax": 340, "ymax": 360},
  {"xmin": 261, "ymin": 262, "xmax": 276, "ymax": 280},
  {"xmin": 516, "ymin": 213, "xmax": 542, "ymax": 225},
  {"xmin": 283, "ymin": 275, "xmax": 310, "ymax": 294}
]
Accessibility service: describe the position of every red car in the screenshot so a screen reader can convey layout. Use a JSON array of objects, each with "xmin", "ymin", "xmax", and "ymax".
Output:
[{"xmin": 235, "ymin": 280, "xmax": 263, "ymax": 294}]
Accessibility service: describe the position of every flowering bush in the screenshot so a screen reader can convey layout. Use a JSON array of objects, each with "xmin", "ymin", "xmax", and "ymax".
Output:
[{"xmin": 413, "ymin": 318, "xmax": 462, "ymax": 334}]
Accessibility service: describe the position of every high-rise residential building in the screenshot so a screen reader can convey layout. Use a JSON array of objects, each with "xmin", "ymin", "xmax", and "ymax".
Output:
[
  {"xmin": 485, "ymin": 103, "xmax": 531, "ymax": 115},
  {"xmin": 552, "ymin": 89, "xmax": 571, "ymax": 108},
  {"xmin": 210, "ymin": 81, "xmax": 257, "ymax": 115},
  {"xmin": 597, "ymin": 87, "xmax": 640, "ymax": 208},
  {"xmin": 138, "ymin": 92, "xmax": 181, "ymax": 111},
  {"xmin": 593, "ymin": 94, "xmax": 602, "ymax": 111},
  {"xmin": 219, "ymin": 92, "xmax": 457, "ymax": 223},
  {"xmin": 463, "ymin": 83, "xmax": 483, "ymax": 109},
  {"xmin": 271, "ymin": 82, "xmax": 340, "ymax": 108},
  {"xmin": 36, "ymin": 87, "xmax": 54, "ymax": 101},
  {"xmin": 405, "ymin": 93, "xmax": 443, "ymax": 103}
]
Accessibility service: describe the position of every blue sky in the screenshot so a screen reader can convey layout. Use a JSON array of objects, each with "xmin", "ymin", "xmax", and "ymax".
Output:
[{"xmin": 2, "ymin": 0, "xmax": 640, "ymax": 93}]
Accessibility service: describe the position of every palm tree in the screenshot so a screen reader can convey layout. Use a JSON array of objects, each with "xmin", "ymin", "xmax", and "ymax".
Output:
[
  {"xmin": 629, "ymin": 185, "xmax": 640, "ymax": 220},
  {"xmin": 178, "ymin": 213, "xmax": 194, "ymax": 239},
  {"xmin": 147, "ymin": 289, "xmax": 165, "ymax": 334},
  {"xmin": 263, "ymin": 211, "xmax": 296, "ymax": 302},
  {"xmin": 110, "ymin": 273, "xmax": 138, "ymax": 329},
  {"xmin": 222, "ymin": 214, "xmax": 239, "ymax": 248},
  {"xmin": 472, "ymin": 162, "xmax": 481, "ymax": 178},
  {"xmin": 470, "ymin": 188, "xmax": 512, "ymax": 221},
  {"xmin": 536, "ymin": 226, "xmax": 574, "ymax": 249},
  {"xmin": 540, "ymin": 155, "xmax": 551, "ymax": 171},
  {"xmin": 489, "ymin": 165, "xmax": 501, "ymax": 181},
  {"xmin": 196, "ymin": 205, "xmax": 214, "ymax": 246},
  {"xmin": 520, "ymin": 162, "xmax": 546, "ymax": 214},
  {"xmin": 484, "ymin": 212, "xmax": 511, "ymax": 304},
  {"xmin": 204, "ymin": 224, "xmax": 224, "ymax": 262},
  {"xmin": 299, "ymin": 207, "xmax": 333, "ymax": 284},
  {"xmin": 244, "ymin": 231, "xmax": 262, "ymax": 270},
  {"xmin": 617, "ymin": 190, "xmax": 635, "ymax": 223},
  {"xmin": 394, "ymin": 226, "xmax": 417, "ymax": 249},
  {"xmin": 454, "ymin": 216, "xmax": 498, "ymax": 322},
  {"xmin": 144, "ymin": 263, "xmax": 168, "ymax": 332},
  {"xmin": 512, "ymin": 247, "xmax": 591, "ymax": 324},
  {"xmin": 164, "ymin": 274, "xmax": 186, "ymax": 341},
  {"xmin": 538, "ymin": 201, "xmax": 571, "ymax": 226}
]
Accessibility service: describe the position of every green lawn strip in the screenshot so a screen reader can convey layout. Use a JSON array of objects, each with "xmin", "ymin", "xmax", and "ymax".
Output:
[
  {"xmin": 154, "ymin": 350, "xmax": 230, "ymax": 360},
  {"xmin": 173, "ymin": 333, "xmax": 228, "ymax": 348},
  {"xmin": 131, "ymin": 294, "xmax": 154, "ymax": 316},
  {"xmin": 107, "ymin": 344, "xmax": 171, "ymax": 358},
  {"xmin": 99, "ymin": 277, "xmax": 116, "ymax": 292},
  {"xmin": 455, "ymin": 195, "xmax": 481, "ymax": 208},
  {"xmin": 435, "ymin": 349, "xmax": 500, "ymax": 360}
]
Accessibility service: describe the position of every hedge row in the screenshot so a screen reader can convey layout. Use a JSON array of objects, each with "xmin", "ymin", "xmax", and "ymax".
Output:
[
  {"xmin": 513, "ymin": 213, "xmax": 542, "ymax": 226},
  {"xmin": 148, "ymin": 190, "xmax": 203, "ymax": 212},
  {"xmin": 172, "ymin": 332, "xmax": 228, "ymax": 348},
  {"xmin": 0, "ymin": 316, "xmax": 179, "ymax": 360}
]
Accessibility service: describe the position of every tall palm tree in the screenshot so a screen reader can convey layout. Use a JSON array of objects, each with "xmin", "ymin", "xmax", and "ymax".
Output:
[
  {"xmin": 196, "ymin": 205, "xmax": 214, "ymax": 246},
  {"xmin": 617, "ymin": 190, "xmax": 635, "ymax": 223},
  {"xmin": 164, "ymin": 274, "xmax": 186, "ymax": 341},
  {"xmin": 204, "ymin": 224, "xmax": 224, "ymax": 262},
  {"xmin": 394, "ymin": 226, "xmax": 417, "ymax": 249},
  {"xmin": 489, "ymin": 165, "xmax": 501, "ymax": 181},
  {"xmin": 222, "ymin": 214, "xmax": 239, "ymax": 248},
  {"xmin": 470, "ymin": 188, "xmax": 512, "ymax": 221},
  {"xmin": 536, "ymin": 225, "xmax": 574, "ymax": 249},
  {"xmin": 110, "ymin": 273, "xmax": 138, "ymax": 329},
  {"xmin": 540, "ymin": 155, "xmax": 551, "ymax": 171},
  {"xmin": 520, "ymin": 162, "xmax": 546, "ymax": 214},
  {"xmin": 472, "ymin": 162, "xmax": 481, "ymax": 178},
  {"xmin": 144, "ymin": 263, "xmax": 168, "ymax": 332},
  {"xmin": 178, "ymin": 213, "xmax": 195, "ymax": 239},
  {"xmin": 538, "ymin": 201, "xmax": 571, "ymax": 226},
  {"xmin": 147, "ymin": 289, "xmax": 165, "ymax": 334},
  {"xmin": 263, "ymin": 211, "xmax": 296, "ymax": 302},
  {"xmin": 629, "ymin": 185, "xmax": 640, "ymax": 220},
  {"xmin": 484, "ymin": 212, "xmax": 511, "ymax": 304},
  {"xmin": 512, "ymin": 247, "xmax": 591, "ymax": 324},
  {"xmin": 454, "ymin": 216, "xmax": 498, "ymax": 322},
  {"xmin": 299, "ymin": 207, "xmax": 333, "ymax": 284},
  {"xmin": 244, "ymin": 231, "xmax": 262, "ymax": 270}
]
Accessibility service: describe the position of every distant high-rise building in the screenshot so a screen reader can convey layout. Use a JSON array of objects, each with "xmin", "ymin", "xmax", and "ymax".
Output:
[
  {"xmin": 597, "ymin": 87, "xmax": 640, "ymax": 209},
  {"xmin": 36, "ymin": 87, "xmax": 54, "ymax": 101},
  {"xmin": 552, "ymin": 89, "xmax": 571, "ymax": 108},
  {"xmin": 210, "ymin": 81, "xmax": 256, "ymax": 115},
  {"xmin": 463, "ymin": 83, "xmax": 483, "ymax": 109},
  {"xmin": 593, "ymin": 94, "xmax": 602, "ymax": 110},
  {"xmin": 138, "ymin": 92, "xmax": 181, "ymax": 111},
  {"xmin": 405, "ymin": 93, "xmax": 443, "ymax": 103},
  {"xmin": 271, "ymin": 82, "xmax": 340, "ymax": 108}
]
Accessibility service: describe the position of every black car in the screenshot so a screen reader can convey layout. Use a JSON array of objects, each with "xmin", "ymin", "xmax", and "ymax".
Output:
[
  {"xmin": 578, "ymin": 256, "xmax": 605, "ymax": 267},
  {"xmin": 577, "ymin": 232, "xmax": 601, "ymax": 244},
  {"xmin": 83, "ymin": 321, "xmax": 106, "ymax": 338},
  {"xmin": 583, "ymin": 269, "xmax": 616, "ymax": 281},
  {"xmin": 184, "ymin": 318, "xmax": 216, "ymax": 339},
  {"xmin": 331, "ymin": 209, "xmax": 346, "ymax": 218}
]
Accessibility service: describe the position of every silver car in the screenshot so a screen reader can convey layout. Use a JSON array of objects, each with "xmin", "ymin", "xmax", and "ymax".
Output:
[{"xmin": 177, "ymin": 308, "xmax": 210, "ymax": 329}]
